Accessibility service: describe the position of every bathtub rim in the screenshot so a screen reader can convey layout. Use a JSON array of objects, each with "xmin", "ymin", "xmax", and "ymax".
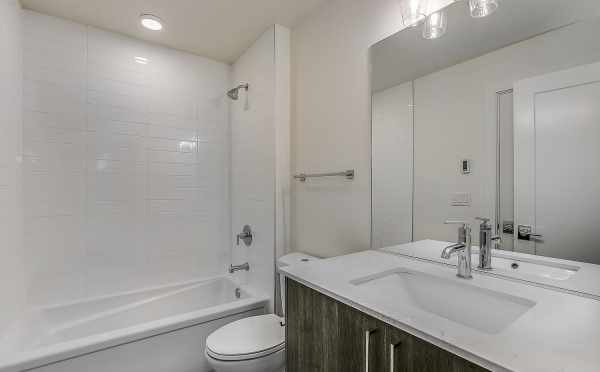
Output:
[{"xmin": 0, "ymin": 277, "xmax": 268, "ymax": 372}]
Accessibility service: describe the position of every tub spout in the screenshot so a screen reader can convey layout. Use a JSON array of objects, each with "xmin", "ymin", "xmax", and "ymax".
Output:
[{"xmin": 229, "ymin": 263, "xmax": 250, "ymax": 274}]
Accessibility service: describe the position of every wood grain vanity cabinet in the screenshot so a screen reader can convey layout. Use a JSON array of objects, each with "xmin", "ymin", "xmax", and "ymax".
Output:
[{"xmin": 286, "ymin": 278, "xmax": 489, "ymax": 372}]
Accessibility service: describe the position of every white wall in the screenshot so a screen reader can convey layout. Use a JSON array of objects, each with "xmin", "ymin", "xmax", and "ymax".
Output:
[
  {"xmin": 274, "ymin": 25, "xmax": 292, "ymax": 314},
  {"xmin": 274, "ymin": 25, "xmax": 292, "ymax": 265},
  {"xmin": 22, "ymin": 11, "xmax": 231, "ymax": 306},
  {"xmin": 291, "ymin": 0, "xmax": 451, "ymax": 257},
  {"xmin": 413, "ymin": 19, "xmax": 600, "ymax": 244},
  {"xmin": 230, "ymin": 26, "xmax": 290, "ymax": 312},
  {"xmin": 0, "ymin": 0, "xmax": 25, "ymax": 334},
  {"xmin": 372, "ymin": 82, "xmax": 413, "ymax": 249}
]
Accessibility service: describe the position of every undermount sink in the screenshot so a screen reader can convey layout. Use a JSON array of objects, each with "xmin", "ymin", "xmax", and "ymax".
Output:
[
  {"xmin": 482, "ymin": 253, "xmax": 580, "ymax": 281},
  {"xmin": 351, "ymin": 268, "xmax": 536, "ymax": 334}
]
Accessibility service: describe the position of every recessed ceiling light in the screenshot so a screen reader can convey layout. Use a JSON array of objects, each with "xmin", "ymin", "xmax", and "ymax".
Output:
[
  {"xmin": 135, "ymin": 56, "xmax": 149, "ymax": 64},
  {"xmin": 140, "ymin": 14, "xmax": 163, "ymax": 31}
]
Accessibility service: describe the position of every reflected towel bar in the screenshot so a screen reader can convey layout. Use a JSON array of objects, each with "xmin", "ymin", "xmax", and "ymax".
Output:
[{"xmin": 293, "ymin": 169, "xmax": 355, "ymax": 182}]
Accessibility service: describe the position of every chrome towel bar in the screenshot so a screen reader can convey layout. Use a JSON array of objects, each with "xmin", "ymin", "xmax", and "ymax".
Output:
[{"xmin": 293, "ymin": 169, "xmax": 355, "ymax": 182}]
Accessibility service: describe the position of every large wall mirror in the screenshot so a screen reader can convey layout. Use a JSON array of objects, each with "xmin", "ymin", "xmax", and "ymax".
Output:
[{"xmin": 370, "ymin": 0, "xmax": 600, "ymax": 265}]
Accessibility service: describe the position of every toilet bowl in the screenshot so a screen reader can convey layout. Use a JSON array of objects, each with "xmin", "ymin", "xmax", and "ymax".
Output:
[
  {"xmin": 205, "ymin": 253, "xmax": 318, "ymax": 372},
  {"xmin": 205, "ymin": 314, "xmax": 286, "ymax": 372}
]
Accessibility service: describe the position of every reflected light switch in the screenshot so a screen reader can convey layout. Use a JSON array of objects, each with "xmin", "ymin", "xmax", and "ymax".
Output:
[{"xmin": 451, "ymin": 192, "xmax": 471, "ymax": 206}]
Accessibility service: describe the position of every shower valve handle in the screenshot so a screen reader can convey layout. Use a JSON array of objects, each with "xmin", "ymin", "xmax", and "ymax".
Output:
[{"xmin": 236, "ymin": 225, "xmax": 253, "ymax": 247}]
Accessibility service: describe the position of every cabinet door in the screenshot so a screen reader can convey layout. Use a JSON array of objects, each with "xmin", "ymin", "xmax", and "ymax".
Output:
[
  {"xmin": 338, "ymin": 303, "xmax": 386, "ymax": 372},
  {"xmin": 385, "ymin": 326, "xmax": 488, "ymax": 372},
  {"xmin": 385, "ymin": 325, "xmax": 412, "ymax": 372},
  {"xmin": 451, "ymin": 357, "xmax": 490, "ymax": 372},
  {"xmin": 286, "ymin": 278, "xmax": 340, "ymax": 372},
  {"xmin": 286, "ymin": 279, "xmax": 488, "ymax": 372}
]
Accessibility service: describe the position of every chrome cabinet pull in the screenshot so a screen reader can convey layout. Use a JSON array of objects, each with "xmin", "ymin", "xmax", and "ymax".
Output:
[
  {"xmin": 365, "ymin": 329, "xmax": 376, "ymax": 372},
  {"xmin": 389, "ymin": 342, "xmax": 401, "ymax": 371}
]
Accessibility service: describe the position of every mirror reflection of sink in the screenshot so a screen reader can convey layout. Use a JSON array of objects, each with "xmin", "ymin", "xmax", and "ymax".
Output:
[
  {"xmin": 440, "ymin": 251, "xmax": 580, "ymax": 281},
  {"xmin": 351, "ymin": 268, "xmax": 536, "ymax": 334},
  {"xmin": 486, "ymin": 253, "xmax": 580, "ymax": 281}
]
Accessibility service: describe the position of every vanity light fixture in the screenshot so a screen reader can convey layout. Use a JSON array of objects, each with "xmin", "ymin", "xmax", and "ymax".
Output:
[
  {"xmin": 419, "ymin": 0, "xmax": 500, "ymax": 40},
  {"xmin": 400, "ymin": 0, "xmax": 428, "ymax": 27},
  {"xmin": 423, "ymin": 10, "xmax": 447, "ymax": 39},
  {"xmin": 140, "ymin": 14, "xmax": 163, "ymax": 31},
  {"xmin": 468, "ymin": 0, "xmax": 499, "ymax": 18}
]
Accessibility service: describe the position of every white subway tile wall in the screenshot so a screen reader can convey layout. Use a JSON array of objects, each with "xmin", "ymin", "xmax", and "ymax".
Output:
[{"xmin": 22, "ymin": 11, "xmax": 231, "ymax": 306}]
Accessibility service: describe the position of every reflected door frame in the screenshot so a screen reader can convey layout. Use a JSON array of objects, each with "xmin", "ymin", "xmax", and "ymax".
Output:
[
  {"xmin": 514, "ymin": 61, "xmax": 600, "ymax": 261},
  {"xmin": 483, "ymin": 82, "xmax": 517, "ymax": 252},
  {"xmin": 495, "ymin": 89, "xmax": 515, "ymax": 252}
]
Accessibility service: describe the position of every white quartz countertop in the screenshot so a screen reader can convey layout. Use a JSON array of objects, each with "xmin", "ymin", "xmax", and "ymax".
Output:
[
  {"xmin": 280, "ymin": 249, "xmax": 600, "ymax": 372},
  {"xmin": 381, "ymin": 240, "xmax": 600, "ymax": 299}
]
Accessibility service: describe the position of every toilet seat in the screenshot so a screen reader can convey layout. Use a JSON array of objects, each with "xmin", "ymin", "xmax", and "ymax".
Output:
[{"xmin": 206, "ymin": 314, "xmax": 285, "ymax": 362}]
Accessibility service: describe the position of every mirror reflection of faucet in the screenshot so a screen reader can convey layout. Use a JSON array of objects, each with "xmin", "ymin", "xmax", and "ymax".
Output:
[{"xmin": 476, "ymin": 217, "xmax": 501, "ymax": 270}]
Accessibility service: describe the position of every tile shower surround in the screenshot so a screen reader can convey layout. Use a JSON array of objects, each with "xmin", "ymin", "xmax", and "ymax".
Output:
[{"xmin": 22, "ymin": 11, "xmax": 232, "ymax": 306}]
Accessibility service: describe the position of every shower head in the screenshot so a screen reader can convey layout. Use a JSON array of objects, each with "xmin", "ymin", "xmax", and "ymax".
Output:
[
  {"xmin": 227, "ymin": 89, "xmax": 239, "ymax": 100},
  {"xmin": 227, "ymin": 83, "xmax": 249, "ymax": 100}
]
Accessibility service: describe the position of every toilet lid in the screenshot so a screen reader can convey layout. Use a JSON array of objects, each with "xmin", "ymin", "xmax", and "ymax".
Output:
[{"xmin": 206, "ymin": 314, "xmax": 285, "ymax": 361}]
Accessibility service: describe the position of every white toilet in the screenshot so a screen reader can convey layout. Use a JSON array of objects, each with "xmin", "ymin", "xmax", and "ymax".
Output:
[{"xmin": 205, "ymin": 253, "xmax": 318, "ymax": 372}]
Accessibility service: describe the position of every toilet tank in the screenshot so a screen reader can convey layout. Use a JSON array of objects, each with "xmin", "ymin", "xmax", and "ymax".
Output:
[{"xmin": 277, "ymin": 253, "xmax": 319, "ymax": 316}]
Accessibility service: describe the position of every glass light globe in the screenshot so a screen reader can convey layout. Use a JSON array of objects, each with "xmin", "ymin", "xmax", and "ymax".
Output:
[
  {"xmin": 400, "ymin": 0, "xmax": 428, "ymax": 27},
  {"xmin": 469, "ymin": 0, "xmax": 499, "ymax": 18},
  {"xmin": 423, "ymin": 10, "xmax": 447, "ymax": 39}
]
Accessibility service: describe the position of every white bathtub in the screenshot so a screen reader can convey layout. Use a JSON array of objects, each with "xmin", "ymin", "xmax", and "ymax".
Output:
[{"xmin": 0, "ymin": 277, "xmax": 268, "ymax": 372}]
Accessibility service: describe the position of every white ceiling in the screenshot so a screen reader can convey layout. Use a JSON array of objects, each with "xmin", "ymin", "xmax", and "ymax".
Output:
[{"xmin": 20, "ymin": 0, "xmax": 328, "ymax": 63}]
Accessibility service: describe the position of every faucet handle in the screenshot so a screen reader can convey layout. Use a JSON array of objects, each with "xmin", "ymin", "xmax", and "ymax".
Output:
[
  {"xmin": 236, "ymin": 225, "xmax": 253, "ymax": 247},
  {"xmin": 476, "ymin": 217, "xmax": 492, "ymax": 229},
  {"xmin": 445, "ymin": 220, "xmax": 471, "ymax": 244}
]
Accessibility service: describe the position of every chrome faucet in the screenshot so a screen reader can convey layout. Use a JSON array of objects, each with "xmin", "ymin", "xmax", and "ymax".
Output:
[
  {"xmin": 476, "ymin": 217, "xmax": 501, "ymax": 270},
  {"xmin": 441, "ymin": 220, "xmax": 473, "ymax": 279},
  {"xmin": 229, "ymin": 263, "xmax": 250, "ymax": 274}
]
